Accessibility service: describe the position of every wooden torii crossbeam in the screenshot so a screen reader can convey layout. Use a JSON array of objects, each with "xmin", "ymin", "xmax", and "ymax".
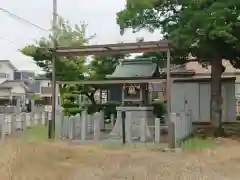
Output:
[
  {"xmin": 56, "ymin": 40, "xmax": 170, "ymax": 56},
  {"xmin": 55, "ymin": 40, "xmax": 171, "ymax": 85}
]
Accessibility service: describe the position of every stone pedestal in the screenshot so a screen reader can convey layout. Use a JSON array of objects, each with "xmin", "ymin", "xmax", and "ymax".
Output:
[{"xmin": 109, "ymin": 106, "xmax": 154, "ymax": 140}]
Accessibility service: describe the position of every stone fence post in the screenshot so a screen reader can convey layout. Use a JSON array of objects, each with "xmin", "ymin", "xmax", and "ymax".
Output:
[
  {"xmin": 11, "ymin": 115, "xmax": 16, "ymax": 135},
  {"xmin": 93, "ymin": 112, "xmax": 101, "ymax": 140},
  {"xmin": 125, "ymin": 111, "xmax": 132, "ymax": 144},
  {"xmin": 21, "ymin": 113, "xmax": 27, "ymax": 131},
  {"xmin": 140, "ymin": 118, "xmax": 146, "ymax": 142},
  {"xmin": 81, "ymin": 111, "xmax": 87, "ymax": 141},
  {"xmin": 155, "ymin": 118, "xmax": 160, "ymax": 143},
  {"xmin": 68, "ymin": 116, "xmax": 75, "ymax": 140}
]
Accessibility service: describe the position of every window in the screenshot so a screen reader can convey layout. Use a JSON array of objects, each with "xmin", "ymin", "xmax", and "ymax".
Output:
[
  {"xmin": 6, "ymin": 73, "xmax": 10, "ymax": 79},
  {"xmin": 0, "ymin": 73, "xmax": 10, "ymax": 78},
  {"xmin": 236, "ymin": 84, "xmax": 240, "ymax": 98}
]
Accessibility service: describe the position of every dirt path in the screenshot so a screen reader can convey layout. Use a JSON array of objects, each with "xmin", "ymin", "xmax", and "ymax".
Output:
[{"xmin": 0, "ymin": 138, "xmax": 240, "ymax": 180}]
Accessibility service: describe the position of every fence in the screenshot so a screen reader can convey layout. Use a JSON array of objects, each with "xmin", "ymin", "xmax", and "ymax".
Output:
[
  {"xmin": 59, "ymin": 110, "xmax": 193, "ymax": 148},
  {"xmin": 0, "ymin": 111, "xmax": 51, "ymax": 142},
  {"xmin": 171, "ymin": 111, "xmax": 192, "ymax": 147},
  {"xmin": 0, "ymin": 108, "xmax": 193, "ymax": 148},
  {"xmin": 60, "ymin": 111, "xmax": 102, "ymax": 141},
  {"xmin": 0, "ymin": 106, "xmax": 21, "ymax": 114}
]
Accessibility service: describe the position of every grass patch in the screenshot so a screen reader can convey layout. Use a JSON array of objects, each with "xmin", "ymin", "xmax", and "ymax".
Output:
[
  {"xmin": 181, "ymin": 137, "xmax": 215, "ymax": 149},
  {"xmin": 22, "ymin": 125, "xmax": 48, "ymax": 142}
]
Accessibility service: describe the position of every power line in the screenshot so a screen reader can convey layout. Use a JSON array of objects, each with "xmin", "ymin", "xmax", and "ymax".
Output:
[
  {"xmin": 0, "ymin": 36, "xmax": 16, "ymax": 44},
  {"xmin": 0, "ymin": 36, "xmax": 51, "ymax": 52},
  {"xmin": 0, "ymin": 8, "xmax": 48, "ymax": 32}
]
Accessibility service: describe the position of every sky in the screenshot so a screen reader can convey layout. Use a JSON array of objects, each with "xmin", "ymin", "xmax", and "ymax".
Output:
[{"xmin": 0, "ymin": 0, "xmax": 161, "ymax": 73}]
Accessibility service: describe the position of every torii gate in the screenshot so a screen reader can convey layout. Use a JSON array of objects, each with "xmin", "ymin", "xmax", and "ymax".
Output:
[{"xmin": 53, "ymin": 40, "xmax": 172, "ymax": 146}]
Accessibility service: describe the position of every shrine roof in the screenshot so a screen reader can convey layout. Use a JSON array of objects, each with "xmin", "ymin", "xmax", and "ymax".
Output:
[{"xmin": 106, "ymin": 58, "xmax": 159, "ymax": 79}]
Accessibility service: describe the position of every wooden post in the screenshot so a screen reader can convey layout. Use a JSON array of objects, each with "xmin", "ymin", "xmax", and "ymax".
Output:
[
  {"xmin": 168, "ymin": 121, "xmax": 176, "ymax": 149},
  {"xmin": 48, "ymin": 111, "xmax": 52, "ymax": 138},
  {"xmin": 121, "ymin": 111, "xmax": 126, "ymax": 144},
  {"xmin": 0, "ymin": 114, "xmax": 4, "ymax": 142}
]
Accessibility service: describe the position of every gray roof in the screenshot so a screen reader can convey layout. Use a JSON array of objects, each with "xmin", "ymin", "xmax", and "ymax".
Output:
[
  {"xmin": 173, "ymin": 76, "xmax": 236, "ymax": 82},
  {"xmin": 0, "ymin": 60, "xmax": 17, "ymax": 71},
  {"xmin": 34, "ymin": 74, "xmax": 49, "ymax": 80},
  {"xmin": 0, "ymin": 80, "xmax": 32, "ymax": 93},
  {"xmin": 107, "ymin": 58, "xmax": 159, "ymax": 79}
]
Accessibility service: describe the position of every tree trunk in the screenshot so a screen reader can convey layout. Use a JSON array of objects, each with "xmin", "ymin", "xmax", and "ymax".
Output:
[
  {"xmin": 211, "ymin": 59, "xmax": 224, "ymax": 136},
  {"xmin": 88, "ymin": 93, "xmax": 96, "ymax": 105},
  {"xmin": 100, "ymin": 89, "xmax": 102, "ymax": 104}
]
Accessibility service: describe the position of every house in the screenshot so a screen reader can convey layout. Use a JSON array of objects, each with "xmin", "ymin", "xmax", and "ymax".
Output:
[
  {"xmin": 176, "ymin": 60, "xmax": 240, "ymax": 115},
  {"xmin": 0, "ymin": 60, "xmax": 61, "ymax": 112},
  {"xmin": 0, "ymin": 60, "xmax": 37, "ymax": 107},
  {"xmin": 14, "ymin": 70, "xmax": 35, "ymax": 80},
  {"xmin": 34, "ymin": 75, "xmax": 52, "ymax": 100},
  {"xmin": 0, "ymin": 60, "xmax": 17, "ymax": 82},
  {"xmin": 171, "ymin": 77, "xmax": 236, "ymax": 122},
  {"xmin": 106, "ymin": 58, "xmax": 237, "ymax": 123},
  {"xmin": 0, "ymin": 61, "xmax": 26, "ymax": 104},
  {"xmin": 0, "ymin": 80, "xmax": 32, "ymax": 105},
  {"xmin": 33, "ymin": 74, "xmax": 62, "ymax": 111}
]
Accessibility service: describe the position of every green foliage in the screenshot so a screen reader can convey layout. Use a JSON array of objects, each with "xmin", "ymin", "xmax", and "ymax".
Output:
[
  {"xmin": 30, "ymin": 94, "xmax": 41, "ymax": 100},
  {"xmin": 237, "ymin": 116, "xmax": 240, "ymax": 121},
  {"xmin": 21, "ymin": 17, "xmax": 90, "ymax": 116},
  {"xmin": 21, "ymin": 17, "xmax": 123, "ymax": 115},
  {"xmin": 63, "ymin": 107, "xmax": 83, "ymax": 116},
  {"xmin": 181, "ymin": 137, "xmax": 215, "ymax": 149},
  {"xmin": 81, "ymin": 101, "xmax": 120, "ymax": 117},
  {"xmin": 21, "ymin": 17, "xmax": 87, "ymax": 81},
  {"xmin": 117, "ymin": 0, "xmax": 240, "ymax": 132},
  {"xmin": 82, "ymin": 103, "xmax": 102, "ymax": 115},
  {"xmin": 88, "ymin": 54, "xmax": 128, "ymax": 80},
  {"xmin": 117, "ymin": 0, "xmax": 240, "ymax": 65},
  {"xmin": 152, "ymin": 100, "xmax": 167, "ymax": 118},
  {"xmin": 60, "ymin": 85, "xmax": 82, "ymax": 116}
]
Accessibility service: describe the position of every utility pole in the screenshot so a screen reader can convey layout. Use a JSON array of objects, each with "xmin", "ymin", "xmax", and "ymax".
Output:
[
  {"xmin": 166, "ymin": 50, "xmax": 173, "ymax": 148},
  {"xmin": 49, "ymin": 0, "xmax": 57, "ymax": 139}
]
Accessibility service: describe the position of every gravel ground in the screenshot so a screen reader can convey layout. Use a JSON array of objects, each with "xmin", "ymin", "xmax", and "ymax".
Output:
[{"xmin": 0, "ymin": 138, "xmax": 240, "ymax": 180}]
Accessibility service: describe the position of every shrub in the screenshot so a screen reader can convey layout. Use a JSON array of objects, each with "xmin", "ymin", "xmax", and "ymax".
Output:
[
  {"xmin": 82, "ymin": 103, "xmax": 103, "ymax": 115},
  {"xmin": 62, "ymin": 93, "xmax": 81, "ymax": 116},
  {"xmin": 64, "ymin": 107, "xmax": 83, "ymax": 116},
  {"xmin": 102, "ymin": 101, "xmax": 121, "ymax": 119},
  {"xmin": 237, "ymin": 116, "xmax": 240, "ymax": 121},
  {"xmin": 151, "ymin": 100, "xmax": 167, "ymax": 118}
]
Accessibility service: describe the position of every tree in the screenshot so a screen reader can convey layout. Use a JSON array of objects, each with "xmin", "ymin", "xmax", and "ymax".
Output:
[
  {"xmin": 136, "ymin": 52, "xmax": 183, "ymax": 68},
  {"xmin": 21, "ymin": 17, "xmax": 95, "ymax": 110},
  {"xmin": 21, "ymin": 17, "xmax": 127, "ymax": 114},
  {"xmin": 117, "ymin": 0, "xmax": 240, "ymax": 133},
  {"xmin": 86, "ymin": 54, "xmax": 127, "ymax": 104},
  {"xmin": 21, "ymin": 17, "xmax": 88, "ymax": 82},
  {"xmin": 89, "ymin": 54, "xmax": 127, "ymax": 80}
]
